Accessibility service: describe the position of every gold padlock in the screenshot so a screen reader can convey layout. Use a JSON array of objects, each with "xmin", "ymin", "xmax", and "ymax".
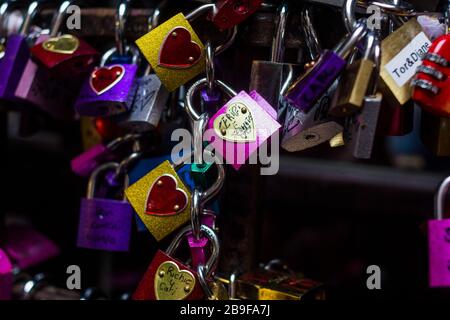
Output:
[{"xmin": 135, "ymin": 11, "xmax": 207, "ymax": 92}]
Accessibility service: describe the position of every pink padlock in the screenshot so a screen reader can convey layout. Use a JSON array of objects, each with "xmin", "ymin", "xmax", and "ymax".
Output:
[
  {"xmin": 187, "ymin": 210, "xmax": 217, "ymax": 269},
  {"xmin": 0, "ymin": 249, "xmax": 13, "ymax": 300},
  {"xmin": 429, "ymin": 176, "xmax": 450, "ymax": 287},
  {"xmin": 207, "ymin": 90, "xmax": 281, "ymax": 170}
]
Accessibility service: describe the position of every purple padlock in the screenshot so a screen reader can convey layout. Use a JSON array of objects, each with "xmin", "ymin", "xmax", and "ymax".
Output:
[
  {"xmin": 0, "ymin": 249, "xmax": 13, "ymax": 300},
  {"xmin": 74, "ymin": 47, "xmax": 139, "ymax": 117},
  {"xmin": 14, "ymin": 33, "xmax": 78, "ymax": 120},
  {"xmin": 187, "ymin": 210, "xmax": 217, "ymax": 269},
  {"xmin": 77, "ymin": 162, "xmax": 133, "ymax": 252},
  {"xmin": 284, "ymin": 20, "xmax": 367, "ymax": 113},
  {"xmin": 4, "ymin": 225, "xmax": 60, "ymax": 270},
  {"xmin": 429, "ymin": 177, "xmax": 450, "ymax": 287},
  {"xmin": 0, "ymin": 2, "xmax": 40, "ymax": 104},
  {"xmin": 207, "ymin": 90, "xmax": 280, "ymax": 170}
]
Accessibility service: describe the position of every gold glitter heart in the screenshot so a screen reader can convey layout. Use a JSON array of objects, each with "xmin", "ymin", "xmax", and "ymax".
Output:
[{"xmin": 42, "ymin": 34, "xmax": 79, "ymax": 54}]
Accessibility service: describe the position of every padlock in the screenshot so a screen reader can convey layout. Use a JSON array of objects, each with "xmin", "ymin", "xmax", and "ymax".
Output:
[
  {"xmin": 412, "ymin": 35, "xmax": 450, "ymax": 117},
  {"xmin": 249, "ymin": 2, "xmax": 301, "ymax": 120},
  {"xmin": 30, "ymin": 1, "xmax": 98, "ymax": 77},
  {"xmin": 199, "ymin": 79, "xmax": 280, "ymax": 170},
  {"xmin": 0, "ymin": 1, "xmax": 40, "ymax": 104},
  {"xmin": 0, "ymin": 248, "xmax": 13, "ymax": 300},
  {"xmin": 114, "ymin": 69, "xmax": 169, "ymax": 133},
  {"xmin": 428, "ymin": 177, "xmax": 450, "ymax": 287},
  {"xmin": 330, "ymin": 30, "xmax": 377, "ymax": 117},
  {"xmin": 281, "ymin": 79, "xmax": 343, "ymax": 152},
  {"xmin": 209, "ymin": 0, "xmax": 262, "ymax": 30},
  {"xmin": 380, "ymin": 18, "xmax": 431, "ymax": 108},
  {"xmin": 420, "ymin": 110, "xmax": 450, "ymax": 157},
  {"xmin": 284, "ymin": 19, "xmax": 367, "ymax": 113},
  {"xmin": 235, "ymin": 260, "xmax": 325, "ymax": 300},
  {"xmin": 187, "ymin": 208, "xmax": 217, "ymax": 270},
  {"xmin": 3, "ymin": 225, "xmax": 60, "ymax": 270},
  {"xmin": 80, "ymin": 117, "xmax": 103, "ymax": 150},
  {"xmin": 135, "ymin": 5, "xmax": 213, "ymax": 92},
  {"xmin": 133, "ymin": 224, "xmax": 219, "ymax": 300},
  {"xmin": 74, "ymin": 46, "xmax": 139, "ymax": 117},
  {"xmin": 77, "ymin": 162, "xmax": 133, "ymax": 252}
]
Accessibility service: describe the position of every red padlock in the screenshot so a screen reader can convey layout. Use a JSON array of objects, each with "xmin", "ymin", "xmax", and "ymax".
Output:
[
  {"xmin": 30, "ymin": 1, "xmax": 99, "ymax": 78},
  {"xmin": 132, "ymin": 225, "xmax": 219, "ymax": 300},
  {"xmin": 210, "ymin": 0, "xmax": 263, "ymax": 30},
  {"xmin": 412, "ymin": 34, "xmax": 450, "ymax": 117}
]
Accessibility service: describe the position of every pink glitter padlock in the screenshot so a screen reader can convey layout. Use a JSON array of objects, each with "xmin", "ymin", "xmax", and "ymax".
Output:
[
  {"xmin": 429, "ymin": 176, "xmax": 450, "ymax": 287},
  {"xmin": 186, "ymin": 210, "xmax": 217, "ymax": 269},
  {"xmin": 207, "ymin": 90, "xmax": 280, "ymax": 170},
  {"xmin": 0, "ymin": 249, "xmax": 13, "ymax": 300}
]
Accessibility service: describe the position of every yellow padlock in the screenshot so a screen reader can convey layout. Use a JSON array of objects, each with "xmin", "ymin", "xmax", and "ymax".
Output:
[
  {"xmin": 125, "ymin": 160, "xmax": 192, "ymax": 241},
  {"xmin": 135, "ymin": 8, "xmax": 209, "ymax": 92}
]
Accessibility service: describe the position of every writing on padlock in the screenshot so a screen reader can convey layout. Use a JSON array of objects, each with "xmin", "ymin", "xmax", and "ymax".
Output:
[
  {"xmin": 77, "ymin": 162, "xmax": 133, "ymax": 252},
  {"xmin": 133, "ymin": 225, "xmax": 219, "ymax": 300},
  {"xmin": 75, "ymin": 47, "xmax": 139, "ymax": 117},
  {"xmin": 135, "ymin": 7, "xmax": 211, "ymax": 91},
  {"xmin": 29, "ymin": 1, "xmax": 99, "ymax": 77},
  {"xmin": 429, "ymin": 177, "xmax": 450, "ymax": 287}
]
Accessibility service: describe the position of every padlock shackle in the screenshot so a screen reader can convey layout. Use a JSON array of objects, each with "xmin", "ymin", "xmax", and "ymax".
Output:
[
  {"xmin": 166, "ymin": 224, "xmax": 219, "ymax": 279},
  {"xmin": 271, "ymin": 2, "xmax": 288, "ymax": 63},
  {"xmin": 49, "ymin": 0, "xmax": 73, "ymax": 37},
  {"xmin": 301, "ymin": 5, "xmax": 322, "ymax": 63},
  {"xmin": 190, "ymin": 188, "xmax": 202, "ymax": 241},
  {"xmin": 334, "ymin": 19, "xmax": 367, "ymax": 59},
  {"xmin": 0, "ymin": 1, "xmax": 9, "ymax": 38},
  {"xmin": 343, "ymin": 0, "xmax": 357, "ymax": 33},
  {"xmin": 185, "ymin": 3, "xmax": 216, "ymax": 22},
  {"xmin": 148, "ymin": 0, "xmax": 168, "ymax": 31},
  {"xmin": 205, "ymin": 41, "xmax": 215, "ymax": 96},
  {"xmin": 115, "ymin": 0, "xmax": 131, "ymax": 57},
  {"xmin": 185, "ymin": 78, "xmax": 237, "ymax": 122},
  {"xmin": 87, "ymin": 162, "xmax": 129, "ymax": 200},
  {"xmin": 20, "ymin": 1, "xmax": 40, "ymax": 35},
  {"xmin": 435, "ymin": 176, "xmax": 450, "ymax": 220},
  {"xmin": 100, "ymin": 45, "xmax": 140, "ymax": 66}
]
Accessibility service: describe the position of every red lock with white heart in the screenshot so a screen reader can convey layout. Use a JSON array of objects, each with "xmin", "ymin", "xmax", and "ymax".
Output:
[
  {"xmin": 133, "ymin": 225, "xmax": 219, "ymax": 300},
  {"xmin": 412, "ymin": 35, "xmax": 450, "ymax": 117}
]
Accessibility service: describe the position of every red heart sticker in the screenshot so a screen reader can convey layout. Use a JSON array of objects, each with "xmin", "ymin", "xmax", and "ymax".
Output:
[
  {"xmin": 158, "ymin": 27, "xmax": 201, "ymax": 69},
  {"xmin": 146, "ymin": 175, "xmax": 188, "ymax": 216},
  {"xmin": 90, "ymin": 65, "xmax": 125, "ymax": 95}
]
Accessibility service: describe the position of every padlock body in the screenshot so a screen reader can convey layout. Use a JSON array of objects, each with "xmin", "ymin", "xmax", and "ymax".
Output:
[
  {"xmin": 77, "ymin": 198, "xmax": 133, "ymax": 252},
  {"xmin": 133, "ymin": 250, "xmax": 204, "ymax": 300},
  {"xmin": 420, "ymin": 110, "xmax": 450, "ymax": 156},
  {"xmin": 249, "ymin": 60, "xmax": 301, "ymax": 118},
  {"xmin": 211, "ymin": 0, "xmax": 263, "ymax": 30},
  {"xmin": 30, "ymin": 34, "xmax": 99, "ymax": 77},
  {"xmin": 282, "ymin": 80, "xmax": 342, "ymax": 152},
  {"xmin": 207, "ymin": 90, "xmax": 280, "ymax": 170},
  {"xmin": 71, "ymin": 144, "xmax": 115, "ymax": 177},
  {"xmin": 428, "ymin": 219, "xmax": 450, "ymax": 287},
  {"xmin": 3, "ymin": 225, "xmax": 60, "ymax": 269},
  {"xmin": 413, "ymin": 35, "xmax": 450, "ymax": 117},
  {"xmin": 0, "ymin": 249, "xmax": 13, "ymax": 300},
  {"xmin": 331, "ymin": 58, "xmax": 375, "ymax": 117},
  {"xmin": 75, "ymin": 64, "xmax": 138, "ymax": 117},
  {"xmin": 0, "ymin": 34, "xmax": 29, "ymax": 103},
  {"xmin": 115, "ymin": 74, "xmax": 169, "ymax": 132},
  {"xmin": 377, "ymin": 98, "xmax": 414, "ymax": 136},
  {"xmin": 285, "ymin": 50, "xmax": 346, "ymax": 113}
]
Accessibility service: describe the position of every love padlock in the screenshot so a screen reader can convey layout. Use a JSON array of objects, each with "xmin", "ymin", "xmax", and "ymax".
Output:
[
  {"xmin": 74, "ymin": 46, "xmax": 139, "ymax": 117},
  {"xmin": 412, "ymin": 34, "xmax": 450, "ymax": 117},
  {"xmin": 200, "ymin": 79, "xmax": 280, "ymax": 170},
  {"xmin": 0, "ymin": 1, "xmax": 40, "ymax": 104},
  {"xmin": 132, "ymin": 224, "xmax": 219, "ymax": 300},
  {"xmin": 428, "ymin": 177, "xmax": 450, "ymax": 287},
  {"xmin": 0, "ymin": 249, "xmax": 13, "ymax": 300},
  {"xmin": 77, "ymin": 162, "xmax": 133, "ymax": 252},
  {"xmin": 209, "ymin": 0, "xmax": 263, "ymax": 30},
  {"xmin": 135, "ymin": 4, "xmax": 216, "ymax": 92},
  {"xmin": 30, "ymin": 1, "xmax": 99, "ymax": 77}
]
